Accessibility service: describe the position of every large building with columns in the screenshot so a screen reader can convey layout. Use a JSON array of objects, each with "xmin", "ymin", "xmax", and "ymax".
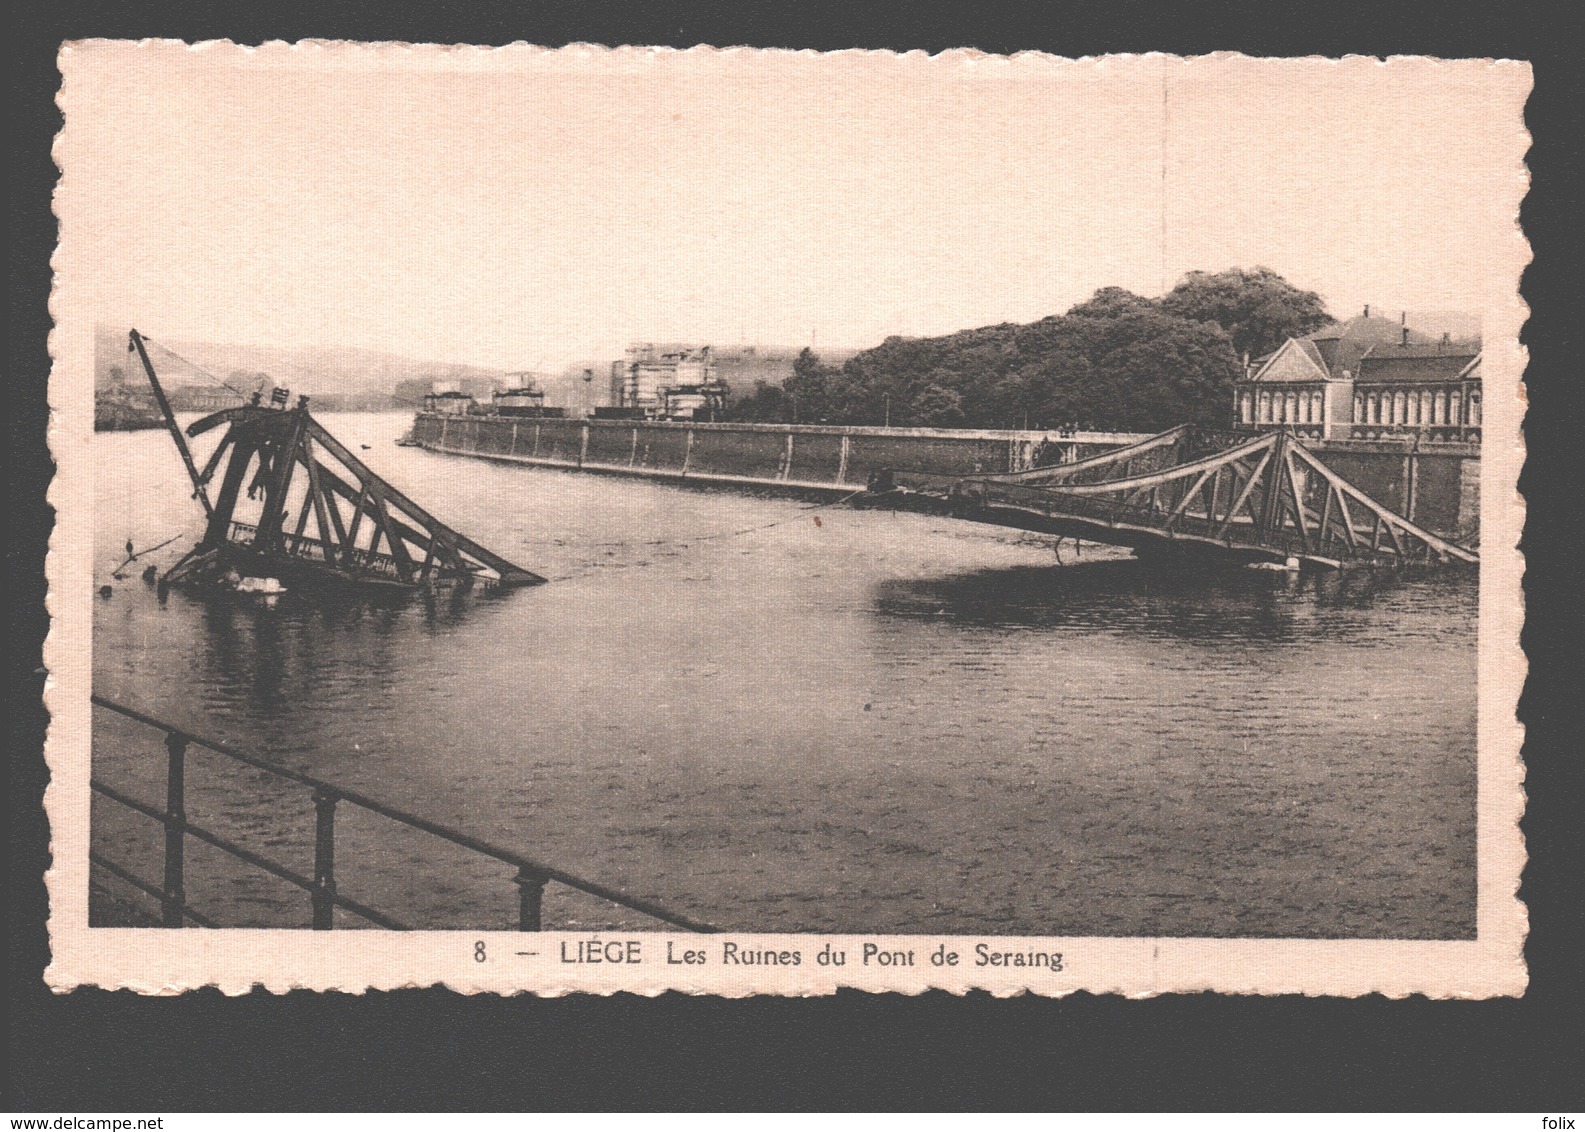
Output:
[
  {"xmin": 1233, "ymin": 310, "xmax": 1481, "ymax": 444},
  {"xmin": 1347, "ymin": 342, "xmax": 1482, "ymax": 444}
]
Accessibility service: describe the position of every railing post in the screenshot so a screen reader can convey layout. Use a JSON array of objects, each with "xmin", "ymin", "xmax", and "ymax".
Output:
[
  {"xmin": 514, "ymin": 867, "xmax": 549, "ymax": 931},
  {"xmin": 162, "ymin": 732, "xmax": 188, "ymax": 928},
  {"xmin": 311, "ymin": 789, "xmax": 339, "ymax": 929}
]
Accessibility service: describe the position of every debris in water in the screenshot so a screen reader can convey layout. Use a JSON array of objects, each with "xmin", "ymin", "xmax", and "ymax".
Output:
[{"xmin": 235, "ymin": 576, "xmax": 287, "ymax": 595}]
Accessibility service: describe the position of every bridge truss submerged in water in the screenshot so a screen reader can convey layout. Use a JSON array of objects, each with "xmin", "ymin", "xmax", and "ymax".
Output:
[
  {"xmin": 127, "ymin": 330, "xmax": 545, "ymax": 592},
  {"xmin": 892, "ymin": 424, "xmax": 1478, "ymax": 571}
]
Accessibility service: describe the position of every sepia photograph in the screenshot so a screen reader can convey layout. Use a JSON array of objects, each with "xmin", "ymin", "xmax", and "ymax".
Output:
[{"xmin": 45, "ymin": 44, "xmax": 1529, "ymax": 996}]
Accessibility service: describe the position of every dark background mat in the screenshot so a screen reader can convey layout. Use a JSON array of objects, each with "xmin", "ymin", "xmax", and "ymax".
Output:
[{"xmin": 10, "ymin": 0, "xmax": 1582, "ymax": 1110}]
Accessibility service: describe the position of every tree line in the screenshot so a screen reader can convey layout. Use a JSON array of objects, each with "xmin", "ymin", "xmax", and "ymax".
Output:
[{"xmin": 726, "ymin": 268, "xmax": 1331, "ymax": 432}]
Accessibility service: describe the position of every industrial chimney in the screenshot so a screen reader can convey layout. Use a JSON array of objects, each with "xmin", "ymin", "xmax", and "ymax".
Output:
[{"xmin": 1401, "ymin": 311, "xmax": 1409, "ymax": 346}]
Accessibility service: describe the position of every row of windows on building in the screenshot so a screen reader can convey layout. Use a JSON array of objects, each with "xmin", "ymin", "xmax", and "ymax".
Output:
[
  {"xmin": 1238, "ymin": 386, "xmax": 1482, "ymax": 429},
  {"xmin": 1241, "ymin": 389, "xmax": 1327, "ymax": 425},
  {"xmin": 1353, "ymin": 387, "xmax": 1480, "ymax": 427}
]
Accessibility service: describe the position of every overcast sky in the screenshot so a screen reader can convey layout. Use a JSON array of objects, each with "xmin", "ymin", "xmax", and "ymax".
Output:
[{"xmin": 58, "ymin": 46, "xmax": 1527, "ymax": 370}]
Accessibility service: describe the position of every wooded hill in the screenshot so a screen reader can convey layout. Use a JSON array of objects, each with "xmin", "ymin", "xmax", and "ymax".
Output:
[{"xmin": 731, "ymin": 268, "xmax": 1332, "ymax": 432}]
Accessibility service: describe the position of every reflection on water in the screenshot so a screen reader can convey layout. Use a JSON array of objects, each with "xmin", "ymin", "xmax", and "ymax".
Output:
[
  {"xmin": 91, "ymin": 413, "xmax": 1477, "ymax": 937},
  {"xmin": 875, "ymin": 559, "xmax": 1475, "ymax": 643}
]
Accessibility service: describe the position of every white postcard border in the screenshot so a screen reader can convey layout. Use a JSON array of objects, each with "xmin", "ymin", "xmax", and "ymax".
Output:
[{"xmin": 43, "ymin": 43, "xmax": 1531, "ymax": 997}]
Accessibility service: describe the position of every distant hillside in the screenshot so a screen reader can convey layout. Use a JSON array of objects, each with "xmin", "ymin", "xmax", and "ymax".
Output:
[
  {"xmin": 1399, "ymin": 311, "xmax": 1482, "ymax": 344},
  {"xmin": 92, "ymin": 326, "xmax": 870, "ymax": 414},
  {"xmin": 95, "ymin": 324, "xmax": 509, "ymax": 410}
]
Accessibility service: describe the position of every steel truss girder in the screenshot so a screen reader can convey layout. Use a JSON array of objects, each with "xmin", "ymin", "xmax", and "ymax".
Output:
[
  {"xmin": 184, "ymin": 405, "xmax": 545, "ymax": 588},
  {"xmin": 965, "ymin": 429, "xmax": 1476, "ymax": 568},
  {"xmin": 985, "ymin": 425, "xmax": 1192, "ymax": 486}
]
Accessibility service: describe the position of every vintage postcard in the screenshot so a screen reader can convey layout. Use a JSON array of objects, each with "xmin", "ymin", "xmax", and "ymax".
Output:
[{"xmin": 45, "ymin": 44, "xmax": 1530, "ymax": 996}]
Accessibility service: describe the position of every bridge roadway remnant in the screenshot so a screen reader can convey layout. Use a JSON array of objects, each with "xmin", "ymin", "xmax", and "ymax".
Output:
[
  {"xmin": 865, "ymin": 425, "xmax": 1477, "ymax": 571},
  {"xmin": 412, "ymin": 413, "xmax": 1478, "ymax": 548}
]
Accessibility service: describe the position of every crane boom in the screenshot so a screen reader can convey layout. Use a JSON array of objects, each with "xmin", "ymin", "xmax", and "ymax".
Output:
[{"xmin": 129, "ymin": 328, "xmax": 213, "ymax": 517}]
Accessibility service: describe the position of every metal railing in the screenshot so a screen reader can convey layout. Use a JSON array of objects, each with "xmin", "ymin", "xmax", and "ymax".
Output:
[
  {"xmin": 90, "ymin": 695, "xmax": 717, "ymax": 932},
  {"xmin": 1348, "ymin": 424, "xmax": 1481, "ymax": 444},
  {"xmin": 1231, "ymin": 423, "xmax": 1481, "ymax": 446}
]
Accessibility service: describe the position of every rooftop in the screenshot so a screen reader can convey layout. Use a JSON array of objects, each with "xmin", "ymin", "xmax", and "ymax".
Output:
[
  {"xmin": 1310, "ymin": 314, "xmax": 1434, "ymax": 347},
  {"xmin": 1356, "ymin": 343, "xmax": 1481, "ymax": 384}
]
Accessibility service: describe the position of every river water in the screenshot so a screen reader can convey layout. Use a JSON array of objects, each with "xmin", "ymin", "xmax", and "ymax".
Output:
[{"xmin": 91, "ymin": 412, "xmax": 1477, "ymax": 937}]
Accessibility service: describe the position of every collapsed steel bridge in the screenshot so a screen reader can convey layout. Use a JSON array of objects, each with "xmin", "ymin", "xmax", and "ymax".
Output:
[
  {"xmin": 129, "ymin": 323, "xmax": 1471, "ymax": 581},
  {"xmin": 129, "ymin": 329, "xmax": 544, "ymax": 591},
  {"xmin": 873, "ymin": 425, "xmax": 1478, "ymax": 570}
]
